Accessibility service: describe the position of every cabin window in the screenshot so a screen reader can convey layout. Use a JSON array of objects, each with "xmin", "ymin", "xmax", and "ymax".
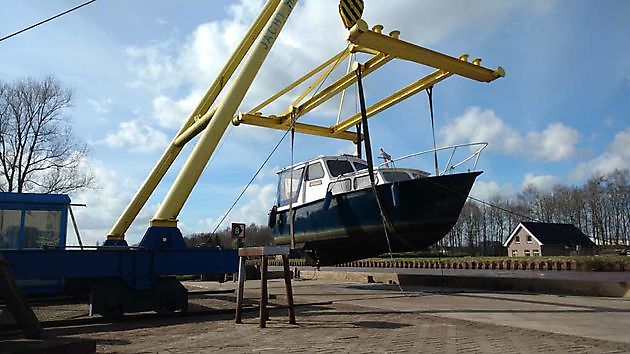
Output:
[
  {"xmin": 381, "ymin": 171, "xmax": 411, "ymax": 182},
  {"xmin": 277, "ymin": 167, "xmax": 305, "ymax": 206},
  {"xmin": 515, "ymin": 235, "xmax": 520, "ymax": 243},
  {"xmin": 524, "ymin": 249, "xmax": 531, "ymax": 257},
  {"xmin": 411, "ymin": 171, "xmax": 427, "ymax": 179},
  {"xmin": 306, "ymin": 162, "xmax": 325, "ymax": 181},
  {"xmin": 326, "ymin": 160, "xmax": 354, "ymax": 177},
  {"xmin": 0, "ymin": 210, "xmax": 21, "ymax": 249},
  {"xmin": 527, "ymin": 235, "xmax": 533, "ymax": 243},
  {"xmin": 23, "ymin": 210, "xmax": 61, "ymax": 249},
  {"xmin": 533, "ymin": 249, "xmax": 540, "ymax": 256},
  {"xmin": 353, "ymin": 162, "xmax": 368, "ymax": 171},
  {"xmin": 354, "ymin": 175, "xmax": 378, "ymax": 190},
  {"xmin": 329, "ymin": 179, "xmax": 352, "ymax": 195}
]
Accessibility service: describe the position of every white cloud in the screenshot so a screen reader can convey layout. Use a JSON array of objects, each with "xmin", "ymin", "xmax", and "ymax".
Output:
[
  {"xmin": 521, "ymin": 173, "xmax": 561, "ymax": 192},
  {"xmin": 470, "ymin": 180, "xmax": 515, "ymax": 201},
  {"xmin": 69, "ymin": 159, "xmax": 159, "ymax": 246},
  {"xmin": 336, "ymin": 142, "xmax": 358, "ymax": 156},
  {"xmin": 440, "ymin": 107, "xmax": 581, "ymax": 162},
  {"xmin": 87, "ymin": 98, "xmax": 113, "ymax": 115},
  {"xmin": 524, "ymin": 123, "xmax": 580, "ymax": 161},
  {"xmin": 104, "ymin": 120, "xmax": 169, "ymax": 153},
  {"xmin": 441, "ymin": 107, "xmax": 522, "ymax": 153},
  {"xmin": 200, "ymin": 183, "xmax": 276, "ymax": 232},
  {"xmin": 152, "ymin": 92, "xmax": 203, "ymax": 129},
  {"xmin": 571, "ymin": 127, "xmax": 630, "ymax": 181}
]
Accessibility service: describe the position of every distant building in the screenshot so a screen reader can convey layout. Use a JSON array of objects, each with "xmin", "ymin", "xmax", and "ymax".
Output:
[{"xmin": 503, "ymin": 222, "xmax": 596, "ymax": 257}]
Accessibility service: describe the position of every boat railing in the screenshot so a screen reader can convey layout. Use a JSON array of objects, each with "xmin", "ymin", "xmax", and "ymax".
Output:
[{"xmin": 378, "ymin": 142, "xmax": 488, "ymax": 176}]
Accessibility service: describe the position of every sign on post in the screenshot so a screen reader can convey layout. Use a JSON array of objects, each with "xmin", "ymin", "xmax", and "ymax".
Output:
[{"xmin": 231, "ymin": 222, "xmax": 246, "ymax": 239}]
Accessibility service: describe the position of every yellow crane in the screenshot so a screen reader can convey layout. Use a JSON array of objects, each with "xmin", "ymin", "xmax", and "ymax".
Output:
[{"xmin": 104, "ymin": 0, "xmax": 504, "ymax": 246}]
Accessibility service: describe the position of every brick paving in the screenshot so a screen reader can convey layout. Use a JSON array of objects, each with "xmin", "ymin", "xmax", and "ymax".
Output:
[
  {"xmin": 3, "ymin": 279, "xmax": 630, "ymax": 353},
  {"xmin": 35, "ymin": 302, "xmax": 630, "ymax": 353}
]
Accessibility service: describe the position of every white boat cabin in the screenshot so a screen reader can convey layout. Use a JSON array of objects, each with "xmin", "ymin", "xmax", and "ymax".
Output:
[{"xmin": 275, "ymin": 155, "xmax": 430, "ymax": 211}]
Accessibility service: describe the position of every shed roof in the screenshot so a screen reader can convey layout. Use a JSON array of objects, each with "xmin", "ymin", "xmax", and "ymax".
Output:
[
  {"xmin": 0, "ymin": 192, "xmax": 70, "ymax": 205},
  {"xmin": 503, "ymin": 222, "xmax": 596, "ymax": 248}
]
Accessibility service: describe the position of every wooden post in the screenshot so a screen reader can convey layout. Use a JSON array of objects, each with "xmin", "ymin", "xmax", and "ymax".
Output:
[
  {"xmin": 259, "ymin": 255, "xmax": 268, "ymax": 328},
  {"xmin": 282, "ymin": 255, "xmax": 296, "ymax": 324},
  {"xmin": 0, "ymin": 254, "xmax": 43, "ymax": 339},
  {"xmin": 234, "ymin": 256, "xmax": 246, "ymax": 324}
]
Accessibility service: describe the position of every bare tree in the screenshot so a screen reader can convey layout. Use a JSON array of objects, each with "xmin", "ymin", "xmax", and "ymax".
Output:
[{"xmin": 0, "ymin": 76, "xmax": 93, "ymax": 193}]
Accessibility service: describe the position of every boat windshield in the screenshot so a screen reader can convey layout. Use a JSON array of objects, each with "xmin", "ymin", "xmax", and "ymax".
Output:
[
  {"xmin": 381, "ymin": 171, "xmax": 411, "ymax": 182},
  {"xmin": 326, "ymin": 160, "xmax": 354, "ymax": 177},
  {"xmin": 277, "ymin": 167, "xmax": 304, "ymax": 207},
  {"xmin": 352, "ymin": 161, "xmax": 368, "ymax": 171}
]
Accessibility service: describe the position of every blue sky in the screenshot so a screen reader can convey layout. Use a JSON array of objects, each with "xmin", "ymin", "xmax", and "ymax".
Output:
[{"xmin": 1, "ymin": 0, "xmax": 628, "ymax": 245}]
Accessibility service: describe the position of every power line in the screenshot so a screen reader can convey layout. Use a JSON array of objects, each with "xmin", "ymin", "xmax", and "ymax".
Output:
[{"xmin": 0, "ymin": 0, "xmax": 97, "ymax": 43}]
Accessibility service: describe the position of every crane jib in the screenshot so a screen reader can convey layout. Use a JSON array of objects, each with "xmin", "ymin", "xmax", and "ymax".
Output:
[{"xmin": 261, "ymin": 0, "xmax": 295, "ymax": 50}]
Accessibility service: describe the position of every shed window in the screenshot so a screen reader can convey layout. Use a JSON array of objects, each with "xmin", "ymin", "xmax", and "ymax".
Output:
[
  {"xmin": 0, "ymin": 210, "xmax": 21, "ymax": 249},
  {"xmin": 326, "ymin": 160, "xmax": 354, "ymax": 177},
  {"xmin": 306, "ymin": 162, "xmax": 325, "ymax": 181},
  {"xmin": 24, "ymin": 210, "xmax": 61, "ymax": 249}
]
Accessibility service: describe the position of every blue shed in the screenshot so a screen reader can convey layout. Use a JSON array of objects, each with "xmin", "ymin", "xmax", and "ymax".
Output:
[
  {"xmin": 0, "ymin": 192, "xmax": 70, "ymax": 293},
  {"xmin": 0, "ymin": 192, "xmax": 70, "ymax": 250}
]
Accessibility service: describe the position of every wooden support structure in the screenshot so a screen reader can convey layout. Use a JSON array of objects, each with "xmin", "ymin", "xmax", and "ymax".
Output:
[
  {"xmin": 0, "ymin": 253, "xmax": 43, "ymax": 339},
  {"xmin": 235, "ymin": 246, "xmax": 296, "ymax": 328}
]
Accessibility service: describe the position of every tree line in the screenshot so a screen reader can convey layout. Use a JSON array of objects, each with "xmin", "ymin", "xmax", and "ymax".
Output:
[
  {"xmin": 440, "ymin": 169, "xmax": 629, "ymax": 256},
  {"xmin": 186, "ymin": 223, "xmax": 273, "ymax": 249}
]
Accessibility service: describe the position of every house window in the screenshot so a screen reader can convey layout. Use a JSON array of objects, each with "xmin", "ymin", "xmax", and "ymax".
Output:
[
  {"xmin": 527, "ymin": 235, "xmax": 533, "ymax": 243},
  {"xmin": 533, "ymin": 249, "xmax": 540, "ymax": 256},
  {"xmin": 515, "ymin": 235, "xmax": 520, "ymax": 243},
  {"xmin": 524, "ymin": 249, "xmax": 531, "ymax": 257},
  {"xmin": 511, "ymin": 250, "xmax": 518, "ymax": 257}
]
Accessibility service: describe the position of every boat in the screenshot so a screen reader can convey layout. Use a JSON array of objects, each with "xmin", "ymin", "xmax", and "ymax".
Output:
[{"xmin": 268, "ymin": 142, "xmax": 487, "ymax": 265}]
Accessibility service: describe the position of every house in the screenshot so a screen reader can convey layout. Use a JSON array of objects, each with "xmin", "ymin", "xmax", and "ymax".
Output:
[{"xmin": 503, "ymin": 222, "xmax": 596, "ymax": 257}]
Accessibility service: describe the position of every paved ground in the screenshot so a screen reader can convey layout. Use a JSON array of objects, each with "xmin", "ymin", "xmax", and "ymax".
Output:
[{"xmin": 3, "ymin": 279, "xmax": 630, "ymax": 353}]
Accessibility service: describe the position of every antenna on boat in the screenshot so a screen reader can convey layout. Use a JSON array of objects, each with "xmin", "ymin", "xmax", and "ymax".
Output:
[{"xmin": 378, "ymin": 147, "xmax": 392, "ymax": 167}]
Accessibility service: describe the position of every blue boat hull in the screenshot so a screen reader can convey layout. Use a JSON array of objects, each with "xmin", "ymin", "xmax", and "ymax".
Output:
[{"xmin": 272, "ymin": 171, "xmax": 481, "ymax": 265}]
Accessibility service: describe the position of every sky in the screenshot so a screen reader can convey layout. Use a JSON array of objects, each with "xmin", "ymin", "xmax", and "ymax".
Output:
[{"xmin": 0, "ymin": 0, "xmax": 628, "ymax": 245}]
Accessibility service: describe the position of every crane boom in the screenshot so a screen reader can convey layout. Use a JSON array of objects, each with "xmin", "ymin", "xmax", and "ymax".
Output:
[
  {"xmin": 106, "ymin": 0, "xmax": 286, "ymax": 242},
  {"xmin": 106, "ymin": 0, "xmax": 504, "ymax": 247}
]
